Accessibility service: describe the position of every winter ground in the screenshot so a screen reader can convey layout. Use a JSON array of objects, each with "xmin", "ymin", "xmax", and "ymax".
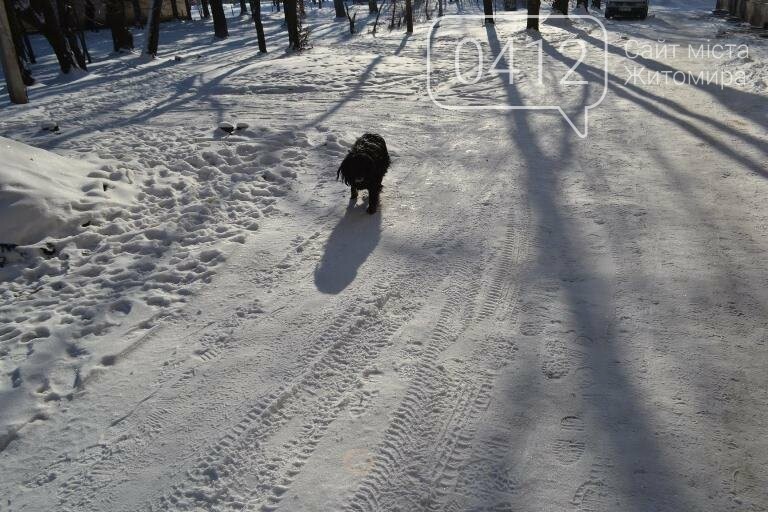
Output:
[{"xmin": 0, "ymin": 0, "xmax": 767, "ymax": 510}]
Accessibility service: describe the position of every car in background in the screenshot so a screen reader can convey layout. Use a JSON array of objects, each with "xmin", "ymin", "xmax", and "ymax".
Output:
[{"xmin": 605, "ymin": 0, "xmax": 649, "ymax": 19}]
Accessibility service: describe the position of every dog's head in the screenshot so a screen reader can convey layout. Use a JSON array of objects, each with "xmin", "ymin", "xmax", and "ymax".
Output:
[{"xmin": 337, "ymin": 153, "xmax": 375, "ymax": 187}]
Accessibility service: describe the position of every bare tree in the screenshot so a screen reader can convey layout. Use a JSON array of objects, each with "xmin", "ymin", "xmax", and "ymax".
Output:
[
  {"xmin": 84, "ymin": 0, "xmax": 96, "ymax": 30},
  {"xmin": 0, "ymin": 0, "xmax": 27, "ymax": 103},
  {"xmin": 372, "ymin": 0, "xmax": 383, "ymax": 33},
  {"xmin": 239, "ymin": 0, "xmax": 248, "ymax": 15},
  {"xmin": 368, "ymin": 0, "xmax": 377, "ymax": 13},
  {"xmin": 210, "ymin": 0, "xmax": 229, "ymax": 38},
  {"xmin": 5, "ymin": 0, "xmax": 35, "ymax": 83},
  {"xmin": 333, "ymin": 0, "xmax": 345, "ymax": 17},
  {"xmin": 527, "ymin": 0, "xmax": 540, "ymax": 30},
  {"xmin": 344, "ymin": 2, "xmax": 356, "ymax": 33},
  {"xmin": 15, "ymin": 0, "xmax": 86, "ymax": 73},
  {"xmin": 58, "ymin": 0, "xmax": 90, "ymax": 68},
  {"xmin": 405, "ymin": 0, "xmax": 412, "ymax": 32},
  {"xmin": 483, "ymin": 0, "xmax": 493, "ymax": 22},
  {"xmin": 106, "ymin": 0, "xmax": 134, "ymax": 51},
  {"xmin": 284, "ymin": 0, "xmax": 302, "ymax": 49},
  {"xmin": 201, "ymin": 0, "xmax": 211, "ymax": 18},
  {"xmin": 144, "ymin": 0, "xmax": 163, "ymax": 56},
  {"xmin": 131, "ymin": 0, "xmax": 144, "ymax": 26},
  {"xmin": 249, "ymin": 0, "xmax": 267, "ymax": 52},
  {"xmin": 553, "ymin": 0, "xmax": 567, "ymax": 14}
]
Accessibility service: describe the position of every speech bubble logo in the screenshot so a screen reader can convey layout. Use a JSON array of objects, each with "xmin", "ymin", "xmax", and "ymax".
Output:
[{"xmin": 427, "ymin": 14, "xmax": 609, "ymax": 138}]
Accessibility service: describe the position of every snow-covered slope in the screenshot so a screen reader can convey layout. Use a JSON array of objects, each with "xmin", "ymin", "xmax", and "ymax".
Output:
[{"xmin": 0, "ymin": 136, "xmax": 134, "ymax": 246}]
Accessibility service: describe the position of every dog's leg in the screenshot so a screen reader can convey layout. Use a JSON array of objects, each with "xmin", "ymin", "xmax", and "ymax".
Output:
[
  {"xmin": 367, "ymin": 187, "xmax": 380, "ymax": 214},
  {"xmin": 350, "ymin": 186, "xmax": 358, "ymax": 201}
]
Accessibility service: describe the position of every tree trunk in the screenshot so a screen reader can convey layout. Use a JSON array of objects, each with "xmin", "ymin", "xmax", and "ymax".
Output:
[
  {"xmin": 527, "ymin": 0, "xmax": 539, "ymax": 29},
  {"xmin": 17, "ymin": 0, "xmax": 84, "ymax": 73},
  {"xmin": 170, "ymin": 0, "xmax": 179, "ymax": 19},
  {"xmin": 249, "ymin": 0, "xmax": 267, "ymax": 52},
  {"xmin": 0, "ymin": 0, "xmax": 28, "ymax": 103},
  {"xmin": 405, "ymin": 0, "xmax": 412, "ymax": 32},
  {"xmin": 591, "ymin": 0, "xmax": 601, "ymax": 8},
  {"xmin": 333, "ymin": 0, "xmax": 345, "ymax": 17},
  {"xmin": 84, "ymin": 0, "xmax": 96, "ymax": 30},
  {"xmin": 131, "ymin": 0, "xmax": 143, "ymax": 26},
  {"xmin": 483, "ymin": 0, "xmax": 493, "ymax": 22},
  {"xmin": 344, "ymin": 2, "xmax": 356, "ymax": 32},
  {"xmin": 201, "ymin": 0, "xmax": 211, "ymax": 18},
  {"xmin": 553, "ymin": 0, "xmax": 567, "ymax": 14},
  {"xmin": 210, "ymin": 0, "xmax": 229, "ymax": 38},
  {"xmin": 144, "ymin": 0, "xmax": 163, "ymax": 56},
  {"xmin": 372, "ymin": 0, "xmax": 383, "ymax": 33},
  {"xmin": 503, "ymin": 0, "xmax": 515, "ymax": 10},
  {"xmin": 284, "ymin": 0, "xmax": 301, "ymax": 49},
  {"xmin": 183, "ymin": 0, "xmax": 192, "ymax": 19},
  {"xmin": 438, "ymin": 0, "xmax": 443, "ymax": 16},
  {"xmin": 575, "ymin": 0, "xmax": 588, "ymax": 11},
  {"xmin": 239, "ymin": 0, "xmax": 248, "ymax": 15},
  {"xmin": 368, "ymin": 0, "xmax": 377, "ymax": 12},
  {"xmin": 5, "ymin": 0, "xmax": 35, "ymax": 81},
  {"xmin": 106, "ymin": 0, "xmax": 134, "ymax": 51},
  {"xmin": 57, "ymin": 0, "xmax": 89, "ymax": 69}
]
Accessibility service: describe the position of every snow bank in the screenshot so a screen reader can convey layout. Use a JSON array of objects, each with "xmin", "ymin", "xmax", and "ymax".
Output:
[{"xmin": 0, "ymin": 136, "xmax": 134, "ymax": 246}]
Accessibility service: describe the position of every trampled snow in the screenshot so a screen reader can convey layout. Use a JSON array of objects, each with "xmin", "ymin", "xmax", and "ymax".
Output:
[{"xmin": 0, "ymin": 0, "xmax": 766, "ymax": 511}]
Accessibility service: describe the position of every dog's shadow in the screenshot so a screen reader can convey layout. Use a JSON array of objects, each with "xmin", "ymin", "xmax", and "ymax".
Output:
[{"xmin": 314, "ymin": 202, "xmax": 382, "ymax": 294}]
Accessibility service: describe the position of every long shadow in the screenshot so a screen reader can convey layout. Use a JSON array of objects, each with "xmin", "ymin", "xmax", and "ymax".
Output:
[
  {"xmin": 481, "ymin": 23, "xmax": 697, "ymax": 511},
  {"xmin": 535, "ymin": 31, "xmax": 767, "ymax": 176},
  {"xmin": 555, "ymin": 20, "xmax": 768, "ymax": 148},
  {"xmin": 314, "ymin": 202, "xmax": 382, "ymax": 294},
  {"xmin": 394, "ymin": 33, "xmax": 413, "ymax": 56}
]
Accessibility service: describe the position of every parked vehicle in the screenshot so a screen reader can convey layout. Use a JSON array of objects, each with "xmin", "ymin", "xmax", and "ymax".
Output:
[{"xmin": 605, "ymin": 0, "xmax": 649, "ymax": 19}]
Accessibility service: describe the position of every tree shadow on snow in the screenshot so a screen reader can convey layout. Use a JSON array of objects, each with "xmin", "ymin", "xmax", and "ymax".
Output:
[
  {"xmin": 314, "ymin": 202, "xmax": 382, "ymax": 294},
  {"xmin": 476, "ymin": 24, "xmax": 699, "ymax": 512}
]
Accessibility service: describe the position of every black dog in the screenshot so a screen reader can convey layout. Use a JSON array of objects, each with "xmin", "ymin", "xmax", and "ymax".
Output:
[{"xmin": 337, "ymin": 133, "xmax": 390, "ymax": 214}]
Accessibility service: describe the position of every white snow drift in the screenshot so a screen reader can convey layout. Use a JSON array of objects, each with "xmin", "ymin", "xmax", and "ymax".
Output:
[{"xmin": 0, "ymin": 136, "xmax": 134, "ymax": 246}]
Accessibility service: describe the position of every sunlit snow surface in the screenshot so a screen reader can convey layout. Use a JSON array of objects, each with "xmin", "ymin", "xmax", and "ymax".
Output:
[{"xmin": 0, "ymin": 1, "xmax": 766, "ymax": 511}]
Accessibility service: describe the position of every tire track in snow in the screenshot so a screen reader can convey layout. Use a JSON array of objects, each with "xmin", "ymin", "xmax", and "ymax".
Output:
[
  {"xmin": 155, "ymin": 147, "xmax": 471, "ymax": 511},
  {"xmin": 344, "ymin": 194, "xmax": 530, "ymax": 511},
  {"xmin": 344, "ymin": 260, "xmax": 486, "ymax": 512},
  {"xmin": 41, "ymin": 218, "xmax": 351, "ymax": 510}
]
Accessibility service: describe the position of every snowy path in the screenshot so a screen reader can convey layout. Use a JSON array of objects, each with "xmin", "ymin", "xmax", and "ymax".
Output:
[{"xmin": 1, "ymin": 1, "xmax": 767, "ymax": 511}]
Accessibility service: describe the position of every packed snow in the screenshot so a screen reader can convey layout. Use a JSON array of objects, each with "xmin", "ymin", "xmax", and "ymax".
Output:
[{"xmin": 0, "ymin": 0, "xmax": 767, "ymax": 511}]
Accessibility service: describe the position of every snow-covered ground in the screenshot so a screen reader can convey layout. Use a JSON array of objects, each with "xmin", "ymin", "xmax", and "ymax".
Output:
[{"xmin": 0, "ymin": 0, "xmax": 767, "ymax": 510}]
